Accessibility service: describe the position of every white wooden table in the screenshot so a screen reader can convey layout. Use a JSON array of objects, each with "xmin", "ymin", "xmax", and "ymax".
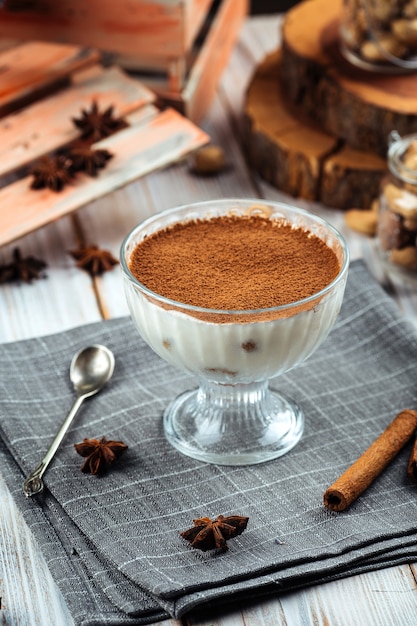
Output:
[{"xmin": 1, "ymin": 15, "xmax": 417, "ymax": 626}]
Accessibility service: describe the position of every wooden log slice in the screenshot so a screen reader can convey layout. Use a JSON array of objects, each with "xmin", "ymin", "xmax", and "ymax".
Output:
[
  {"xmin": 281, "ymin": 0, "xmax": 417, "ymax": 157},
  {"xmin": 242, "ymin": 50, "xmax": 386, "ymax": 210}
]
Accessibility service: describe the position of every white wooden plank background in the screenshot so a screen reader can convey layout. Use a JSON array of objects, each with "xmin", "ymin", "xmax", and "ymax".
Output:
[{"xmin": 1, "ymin": 14, "xmax": 417, "ymax": 626}]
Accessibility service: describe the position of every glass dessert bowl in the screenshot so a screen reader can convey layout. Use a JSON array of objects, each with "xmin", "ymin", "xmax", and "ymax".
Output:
[{"xmin": 120, "ymin": 199, "xmax": 349, "ymax": 466}]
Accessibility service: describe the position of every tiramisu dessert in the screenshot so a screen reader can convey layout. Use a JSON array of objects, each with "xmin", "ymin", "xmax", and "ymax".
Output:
[{"xmin": 121, "ymin": 200, "xmax": 348, "ymax": 384}]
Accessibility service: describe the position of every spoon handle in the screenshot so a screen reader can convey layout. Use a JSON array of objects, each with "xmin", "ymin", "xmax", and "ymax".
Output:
[{"xmin": 23, "ymin": 394, "xmax": 85, "ymax": 497}]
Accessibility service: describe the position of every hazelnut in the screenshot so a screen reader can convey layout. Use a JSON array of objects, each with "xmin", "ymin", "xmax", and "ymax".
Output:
[
  {"xmin": 403, "ymin": 216, "xmax": 417, "ymax": 230},
  {"xmin": 370, "ymin": 0, "xmax": 398, "ymax": 23},
  {"xmin": 383, "ymin": 183, "xmax": 417, "ymax": 218},
  {"xmin": 191, "ymin": 145, "xmax": 226, "ymax": 175},
  {"xmin": 390, "ymin": 246, "xmax": 417, "ymax": 270},
  {"xmin": 345, "ymin": 208, "xmax": 378, "ymax": 237},
  {"xmin": 360, "ymin": 35, "xmax": 407, "ymax": 62},
  {"xmin": 391, "ymin": 18, "xmax": 417, "ymax": 47},
  {"xmin": 404, "ymin": 140, "xmax": 417, "ymax": 170},
  {"xmin": 404, "ymin": 0, "xmax": 417, "ymax": 20}
]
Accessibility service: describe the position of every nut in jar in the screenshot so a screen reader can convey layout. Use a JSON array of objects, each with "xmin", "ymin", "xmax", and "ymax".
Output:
[
  {"xmin": 340, "ymin": 0, "xmax": 417, "ymax": 73},
  {"xmin": 378, "ymin": 131, "xmax": 417, "ymax": 280}
]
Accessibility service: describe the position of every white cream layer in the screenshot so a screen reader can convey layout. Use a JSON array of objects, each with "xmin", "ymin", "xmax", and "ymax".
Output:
[{"xmin": 124, "ymin": 279, "xmax": 346, "ymax": 384}]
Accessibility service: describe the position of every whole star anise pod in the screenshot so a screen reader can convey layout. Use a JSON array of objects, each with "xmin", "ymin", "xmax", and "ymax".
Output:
[
  {"xmin": 67, "ymin": 146, "xmax": 113, "ymax": 177},
  {"xmin": 74, "ymin": 437, "xmax": 128, "ymax": 475},
  {"xmin": 0, "ymin": 247, "xmax": 47, "ymax": 284},
  {"xmin": 72, "ymin": 100, "xmax": 127, "ymax": 142},
  {"xmin": 30, "ymin": 154, "xmax": 73, "ymax": 192},
  {"xmin": 69, "ymin": 244, "xmax": 119, "ymax": 276},
  {"xmin": 180, "ymin": 515, "xmax": 249, "ymax": 552}
]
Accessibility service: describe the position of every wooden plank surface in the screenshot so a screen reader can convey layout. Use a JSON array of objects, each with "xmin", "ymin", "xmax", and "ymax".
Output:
[
  {"xmin": 0, "ymin": 41, "xmax": 99, "ymax": 115},
  {"xmin": 1, "ymin": 13, "xmax": 417, "ymax": 626},
  {"xmin": 183, "ymin": 0, "xmax": 248, "ymax": 122}
]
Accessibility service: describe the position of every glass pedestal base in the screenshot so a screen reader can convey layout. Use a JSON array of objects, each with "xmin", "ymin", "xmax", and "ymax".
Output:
[{"xmin": 163, "ymin": 379, "xmax": 304, "ymax": 466}]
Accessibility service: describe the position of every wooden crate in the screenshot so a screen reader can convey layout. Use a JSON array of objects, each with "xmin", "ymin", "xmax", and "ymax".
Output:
[
  {"xmin": 0, "ymin": 0, "xmax": 248, "ymax": 122},
  {"xmin": 0, "ymin": 42, "xmax": 209, "ymax": 247}
]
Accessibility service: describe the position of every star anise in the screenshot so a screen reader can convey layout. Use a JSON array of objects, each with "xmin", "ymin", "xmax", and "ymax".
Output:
[
  {"xmin": 74, "ymin": 437, "xmax": 128, "ymax": 475},
  {"xmin": 30, "ymin": 154, "xmax": 73, "ymax": 192},
  {"xmin": 0, "ymin": 247, "xmax": 47, "ymax": 284},
  {"xmin": 0, "ymin": 261, "xmax": 16, "ymax": 284},
  {"xmin": 66, "ymin": 146, "xmax": 113, "ymax": 177},
  {"xmin": 72, "ymin": 101, "xmax": 127, "ymax": 142},
  {"xmin": 68, "ymin": 245, "xmax": 119, "ymax": 276},
  {"xmin": 180, "ymin": 515, "xmax": 249, "ymax": 552}
]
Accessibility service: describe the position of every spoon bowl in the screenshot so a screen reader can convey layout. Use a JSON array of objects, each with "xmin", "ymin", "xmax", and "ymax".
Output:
[
  {"xmin": 71, "ymin": 345, "xmax": 115, "ymax": 396},
  {"xmin": 23, "ymin": 344, "xmax": 115, "ymax": 497}
]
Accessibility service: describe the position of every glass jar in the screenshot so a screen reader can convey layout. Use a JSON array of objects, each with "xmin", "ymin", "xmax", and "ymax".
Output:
[
  {"xmin": 340, "ymin": 0, "xmax": 417, "ymax": 73},
  {"xmin": 378, "ymin": 131, "xmax": 417, "ymax": 282}
]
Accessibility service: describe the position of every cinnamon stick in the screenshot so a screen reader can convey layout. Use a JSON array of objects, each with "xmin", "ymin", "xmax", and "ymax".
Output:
[
  {"xmin": 323, "ymin": 409, "xmax": 417, "ymax": 512},
  {"xmin": 407, "ymin": 435, "xmax": 417, "ymax": 483}
]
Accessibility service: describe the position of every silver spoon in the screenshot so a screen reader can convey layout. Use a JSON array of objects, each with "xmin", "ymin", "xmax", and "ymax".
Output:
[{"xmin": 23, "ymin": 344, "xmax": 115, "ymax": 497}]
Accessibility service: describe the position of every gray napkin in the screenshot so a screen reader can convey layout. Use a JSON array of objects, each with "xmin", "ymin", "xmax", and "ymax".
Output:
[{"xmin": 1, "ymin": 259, "xmax": 417, "ymax": 626}]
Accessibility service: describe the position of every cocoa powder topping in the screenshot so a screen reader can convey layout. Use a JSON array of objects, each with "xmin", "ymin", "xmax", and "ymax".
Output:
[{"xmin": 128, "ymin": 215, "xmax": 340, "ymax": 310}]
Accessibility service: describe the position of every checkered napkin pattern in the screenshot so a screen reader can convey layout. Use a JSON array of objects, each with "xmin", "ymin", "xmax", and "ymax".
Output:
[{"xmin": 1, "ymin": 260, "xmax": 417, "ymax": 626}]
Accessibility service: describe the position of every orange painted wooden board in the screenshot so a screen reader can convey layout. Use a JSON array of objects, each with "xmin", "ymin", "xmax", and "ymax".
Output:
[
  {"xmin": 0, "ymin": 107, "xmax": 209, "ymax": 247},
  {"xmin": 0, "ymin": 0, "xmax": 213, "ymax": 61},
  {"xmin": 0, "ymin": 41, "xmax": 99, "ymax": 115},
  {"xmin": 0, "ymin": 65, "xmax": 155, "ymax": 178},
  {"xmin": 183, "ymin": 0, "xmax": 248, "ymax": 122}
]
